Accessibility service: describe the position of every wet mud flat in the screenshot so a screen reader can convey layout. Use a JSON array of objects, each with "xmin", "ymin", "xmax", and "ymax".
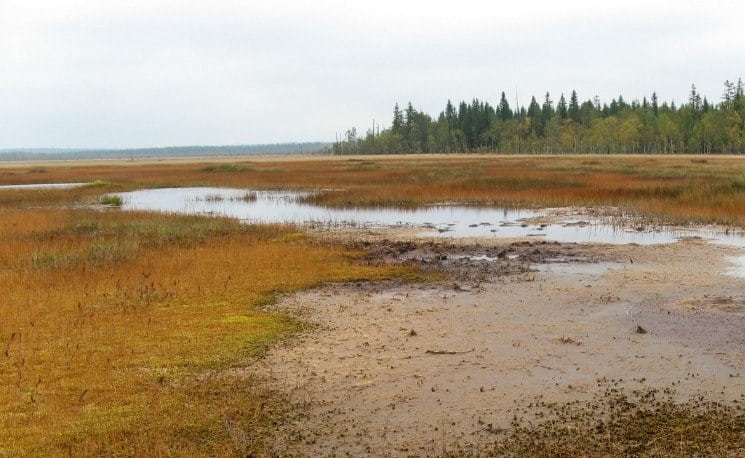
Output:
[
  {"xmin": 256, "ymin": 237, "xmax": 745, "ymax": 456},
  {"xmin": 347, "ymin": 238, "xmax": 617, "ymax": 283}
]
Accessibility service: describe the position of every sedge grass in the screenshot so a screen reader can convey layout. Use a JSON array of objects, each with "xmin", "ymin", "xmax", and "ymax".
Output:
[
  {"xmin": 4, "ymin": 154, "xmax": 745, "ymax": 454},
  {"xmin": 0, "ymin": 205, "xmax": 416, "ymax": 456}
]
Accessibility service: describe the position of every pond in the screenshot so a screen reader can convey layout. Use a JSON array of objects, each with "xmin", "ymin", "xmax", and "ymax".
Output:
[{"xmin": 113, "ymin": 187, "xmax": 745, "ymax": 246}]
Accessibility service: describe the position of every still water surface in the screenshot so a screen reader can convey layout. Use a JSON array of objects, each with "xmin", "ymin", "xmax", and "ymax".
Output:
[
  {"xmin": 0, "ymin": 182, "xmax": 87, "ymax": 190},
  {"xmin": 115, "ymin": 187, "xmax": 745, "ymax": 246}
]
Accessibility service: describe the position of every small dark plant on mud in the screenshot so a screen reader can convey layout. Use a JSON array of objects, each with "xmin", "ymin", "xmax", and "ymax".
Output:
[{"xmin": 483, "ymin": 385, "xmax": 745, "ymax": 457}]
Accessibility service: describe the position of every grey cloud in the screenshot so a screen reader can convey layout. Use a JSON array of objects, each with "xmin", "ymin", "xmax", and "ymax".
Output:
[{"xmin": 0, "ymin": 1, "xmax": 743, "ymax": 148}]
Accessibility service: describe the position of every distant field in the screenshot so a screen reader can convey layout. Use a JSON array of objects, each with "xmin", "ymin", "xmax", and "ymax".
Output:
[{"xmin": 2, "ymin": 154, "xmax": 745, "ymax": 455}]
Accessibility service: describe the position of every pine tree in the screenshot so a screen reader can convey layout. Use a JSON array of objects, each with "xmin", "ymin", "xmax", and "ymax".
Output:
[
  {"xmin": 392, "ymin": 103, "xmax": 403, "ymax": 134},
  {"xmin": 541, "ymin": 93, "xmax": 554, "ymax": 129},
  {"xmin": 568, "ymin": 90, "xmax": 580, "ymax": 122},
  {"xmin": 445, "ymin": 100, "xmax": 456, "ymax": 125},
  {"xmin": 557, "ymin": 93, "xmax": 568, "ymax": 119},
  {"xmin": 527, "ymin": 96, "xmax": 543, "ymax": 135},
  {"xmin": 593, "ymin": 95, "xmax": 601, "ymax": 111},
  {"xmin": 404, "ymin": 102, "xmax": 419, "ymax": 150},
  {"xmin": 735, "ymin": 78, "xmax": 745, "ymax": 111},
  {"xmin": 355, "ymin": 80, "xmax": 745, "ymax": 154},
  {"xmin": 579, "ymin": 100, "xmax": 596, "ymax": 126},
  {"xmin": 498, "ymin": 92, "xmax": 513, "ymax": 121},
  {"xmin": 689, "ymin": 84, "xmax": 702, "ymax": 111},
  {"xmin": 723, "ymin": 80, "xmax": 736, "ymax": 107},
  {"xmin": 404, "ymin": 102, "xmax": 417, "ymax": 131}
]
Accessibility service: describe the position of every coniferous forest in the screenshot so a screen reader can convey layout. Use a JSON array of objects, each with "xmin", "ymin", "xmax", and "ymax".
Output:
[{"xmin": 334, "ymin": 80, "xmax": 745, "ymax": 155}]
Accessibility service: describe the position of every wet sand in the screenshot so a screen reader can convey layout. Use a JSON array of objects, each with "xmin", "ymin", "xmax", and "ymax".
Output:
[{"xmin": 253, "ymin": 236, "xmax": 745, "ymax": 456}]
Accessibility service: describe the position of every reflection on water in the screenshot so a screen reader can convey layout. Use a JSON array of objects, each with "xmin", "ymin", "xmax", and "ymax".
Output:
[
  {"xmin": 115, "ymin": 187, "xmax": 745, "ymax": 246},
  {"xmin": 0, "ymin": 183, "xmax": 88, "ymax": 190}
]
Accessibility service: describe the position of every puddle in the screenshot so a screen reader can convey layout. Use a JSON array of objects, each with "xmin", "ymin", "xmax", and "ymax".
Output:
[
  {"xmin": 0, "ymin": 183, "xmax": 88, "ymax": 190},
  {"xmin": 115, "ymin": 187, "xmax": 745, "ymax": 246},
  {"xmin": 117, "ymin": 186, "xmax": 541, "ymax": 234}
]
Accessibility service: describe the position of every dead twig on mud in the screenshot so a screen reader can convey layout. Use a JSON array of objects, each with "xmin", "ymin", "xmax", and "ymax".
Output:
[{"xmin": 425, "ymin": 348, "xmax": 475, "ymax": 355}]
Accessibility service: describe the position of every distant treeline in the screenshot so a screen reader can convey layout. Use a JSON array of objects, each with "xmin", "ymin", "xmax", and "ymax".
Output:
[
  {"xmin": 335, "ymin": 80, "xmax": 745, "ymax": 155},
  {"xmin": 0, "ymin": 142, "xmax": 330, "ymax": 161}
]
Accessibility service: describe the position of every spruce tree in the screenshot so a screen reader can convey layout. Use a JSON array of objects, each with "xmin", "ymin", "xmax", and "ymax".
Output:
[
  {"xmin": 392, "ymin": 103, "xmax": 403, "ymax": 134},
  {"xmin": 735, "ymin": 78, "xmax": 744, "ymax": 111},
  {"xmin": 557, "ymin": 93, "xmax": 568, "ymax": 119},
  {"xmin": 527, "ymin": 96, "xmax": 543, "ymax": 135},
  {"xmin": 568, "ymin": 90, "xmax": 580, "ymax": 122},
  {"xmin": 541, "ymin": 93, "xmax": 554, "ymax": 128},
  {"xmin": 498, "ymin": 92, "xmax": 513, "ymax": 121},
  {"xmin": 689, "ymin": 84, "xmax": 702, "ymax": 111}
]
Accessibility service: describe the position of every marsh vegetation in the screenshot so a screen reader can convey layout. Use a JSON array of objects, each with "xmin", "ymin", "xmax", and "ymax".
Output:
[
  {"xmin": 1, "ymin": 155, "xmax": 744, "ymax": 455},
  {"xmin": 0, "ymin": 182, "xmax": 414, "ymax": 455}
]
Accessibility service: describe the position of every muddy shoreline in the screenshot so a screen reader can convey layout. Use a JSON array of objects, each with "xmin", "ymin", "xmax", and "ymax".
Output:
[{"xmin": 253, "ymin": 234, "xmax": 745, "ymax": 456}]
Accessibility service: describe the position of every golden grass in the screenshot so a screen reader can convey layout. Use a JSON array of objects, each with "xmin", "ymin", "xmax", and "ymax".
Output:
[
  {"xmin": 0, "ymin": 206, "xmax": 415, "ymax": 456},
  {"xmin": 3, "ymin": 154, "xmax": 745, "ymax": 455}
]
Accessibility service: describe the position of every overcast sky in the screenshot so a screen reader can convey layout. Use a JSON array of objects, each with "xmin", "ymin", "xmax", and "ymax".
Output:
[{"xmin": 1, "ymin": 0, "xmax": 743, "ymax": 149}]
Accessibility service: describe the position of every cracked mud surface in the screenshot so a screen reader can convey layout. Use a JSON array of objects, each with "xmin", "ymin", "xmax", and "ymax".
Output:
[{"xmin": 254, "ymin": 237, "xmax": 745, "ymax": 456}]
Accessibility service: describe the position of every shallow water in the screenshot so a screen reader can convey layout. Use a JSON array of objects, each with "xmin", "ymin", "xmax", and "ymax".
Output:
[
  {"xmin": 0, "ymin": 182, "xmax": 88, "ymax": 190},
  {"xmin": 115, "ymin": 187, "xmax": 745, "ymax": 246}
]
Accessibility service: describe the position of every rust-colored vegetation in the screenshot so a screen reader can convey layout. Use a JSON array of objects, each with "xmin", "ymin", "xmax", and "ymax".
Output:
[
  {"xmin": 5, "ymin": 154, "xmax": 745, "ymax": 224},
  {"xmin": 2, "ymin": 154, "xmax": 745, "ymax": 455},
  {"xmin": 0, "ymin": 179, "xmax": 415, "ymax": 455}
]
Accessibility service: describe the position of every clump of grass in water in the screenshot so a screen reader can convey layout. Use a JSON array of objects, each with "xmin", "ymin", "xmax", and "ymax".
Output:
[
  {"xmin": 100, "ymin": 194, "xmax": 123, "ymax": 206},
  {"xmin": 87, "ymin": 179, "xmax": 111, "ymax": 188},
  {"xmin": 195, "ymin": 193, "xmax": 225, "ymax": 202},
  {"xmin": 228, "ymin": 191, "xmax": 257, "ymax": 202}
]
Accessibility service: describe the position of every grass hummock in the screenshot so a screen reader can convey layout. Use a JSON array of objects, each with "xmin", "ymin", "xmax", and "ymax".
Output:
[{"xmin": 100, "ymin": 194, "xmax": 123, "ymax": 206}]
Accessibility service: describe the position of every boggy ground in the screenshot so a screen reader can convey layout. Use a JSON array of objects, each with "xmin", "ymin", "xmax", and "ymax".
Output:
[{"xmin": 255, "ymin": 236, "xmax": 745, "ymax": 456}]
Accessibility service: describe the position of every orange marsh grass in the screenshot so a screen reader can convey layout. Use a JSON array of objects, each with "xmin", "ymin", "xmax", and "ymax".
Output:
[
  {"xmin": 7, "ymin": 155, "xmax": 745, "ymax": 226},
  {"xmin": 3, "ymin": 154, "xmax": 745, "ymax": 453},
  {"xmin": 5, "ymin": 154, "xmax": 745, "ymax": 225},
  {"xmin": 0, "ymin": 207, "xmax": 416, "ymax": 456}
]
